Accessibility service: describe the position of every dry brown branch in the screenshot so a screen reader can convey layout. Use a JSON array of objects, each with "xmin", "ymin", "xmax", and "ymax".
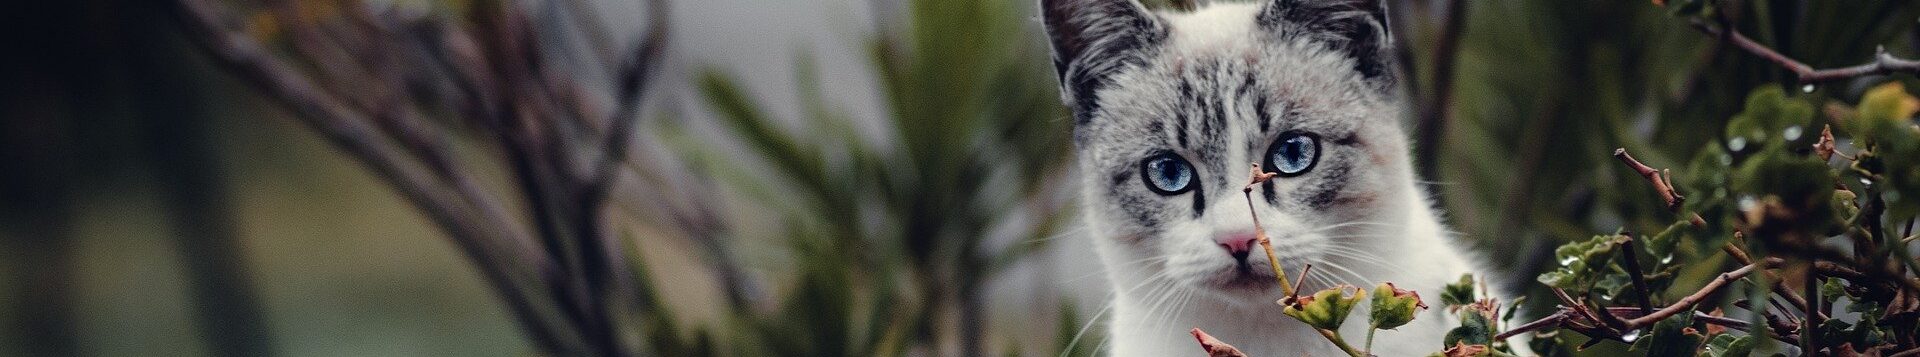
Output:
[
  {"xmin": 1497, "ymin": 258, "xmax": 1785, "ymax": 343},
  {"xmin": 1613, "ymin": 148, "xmax": 1823, "ymax": 322},
  {"xmin": 1626, "ymin": 258, "xmax": 1780, "ymax": 327},
  {"xmin": 1616, "ymin": 235, "xmax": 1657, "ymax": 314},
  {"xmin": 1688, "ymin": 20, "xmax": 1920, "ymax": 84},
  {"xmin": 1613, "ymin": 148, "xmax": 1685, "ymax": 211}
]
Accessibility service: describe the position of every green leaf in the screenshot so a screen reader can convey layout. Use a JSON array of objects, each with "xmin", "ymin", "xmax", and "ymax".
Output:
[
  {"xmin": 1371, "ymin": 282, "xmax": 1429, "ymax": 330},
  {"xmin": 1443, "ymin": 305, "xmax": 1495, "ymax": 348},
  {"xmin": 1850, "ymin": 82, "xmax": 1920, "ymax": 220},
  {"xmin": 1442, "ymin": 274, "xmax": 1478, "ymax": 309},
  {"xmin": 1536, "ymin": 235, "xmax": 1624, "ymax": 289},
  {"xmin": 1723, "ymin": 86, "xmax": 1815, "ymax": 155},
  {"xmin": 1284, "ymin": 285, "xmax": 1366, "ymax": 330},
  {"xmin": 1820, "ymin": 277, "xmax": 1851, "ymax": 304},
  {"xmin": 1703, "ymin": 334, "xmax": 1753, "ymax": 357}
]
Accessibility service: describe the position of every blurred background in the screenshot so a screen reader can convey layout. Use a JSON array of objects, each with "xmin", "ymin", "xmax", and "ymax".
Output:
[{"xmin": 2, "ymin": 0, "xmax": 1917, "ymax": 356}]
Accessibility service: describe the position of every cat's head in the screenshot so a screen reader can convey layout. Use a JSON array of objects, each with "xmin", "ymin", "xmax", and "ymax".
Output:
[{"xmin": 1044, "ymin": 0, "xmax": 1414, "ymax": 303}]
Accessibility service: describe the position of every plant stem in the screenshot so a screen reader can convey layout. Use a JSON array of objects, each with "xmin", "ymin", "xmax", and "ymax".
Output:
[
  {"xmin": 1364, "ymin": 325, "xmax": 1378, "ymax": 353},
  {"xmin": 1317, "ymin": 328, "xmax": 1365, "ymax": 357},
  {"xmin": 1259, "ymin": 233, "xmax": 1294, "ymax": 296},
  {"xmin": 1243, "ymin": 165, "xmax": 1293, "ymax": 296}
]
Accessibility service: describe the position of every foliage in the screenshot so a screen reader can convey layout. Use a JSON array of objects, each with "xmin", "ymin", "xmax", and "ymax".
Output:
[
  {"xmin": 1193, "ymin": 81, "xmax": 1920, "ymax": 356},
  {"xmin": 1493, "ymin": 81, "xmax": 1920, "ymax": 356},
  {"xmin": 670, "ymin": 0, "xmax": 1072, "ymax": 355}
]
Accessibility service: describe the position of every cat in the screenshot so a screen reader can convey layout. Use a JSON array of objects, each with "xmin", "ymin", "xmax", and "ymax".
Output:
[{"xmin": 1040, "ymin": 0, "xmax": 1490, "ymax": 355}]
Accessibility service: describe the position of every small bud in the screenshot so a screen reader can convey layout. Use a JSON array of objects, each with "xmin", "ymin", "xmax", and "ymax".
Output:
[
  {"xmin": 1370, "ymin": 282, "xmax": 1428, "ymax": 330},
  {"xmin": 1190, "ymin": 328, "xmax": 1249, "ymax": 357},
  {"xmin": 1282, "ymin": 285, "xmax": 1365, "ymax": 330}
]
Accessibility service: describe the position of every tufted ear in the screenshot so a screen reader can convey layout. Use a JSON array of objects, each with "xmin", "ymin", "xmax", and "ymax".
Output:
[
  {"xmin": 1041, "ymin": 0, "xmax": 1164, "ymax": 125},
  {"xmin": 1257, "ymin": 0, "xmax": 1395, "ymax": 84}
]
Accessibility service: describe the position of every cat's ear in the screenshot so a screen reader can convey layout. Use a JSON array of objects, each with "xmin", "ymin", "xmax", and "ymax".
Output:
[
  {"xmin": 1257, "ymin": 0, "xmax": 1395, "ymax": 84},
  {"xmin": 1041, "ymin": 0, "xmax": 1163, "ymax": 122}
]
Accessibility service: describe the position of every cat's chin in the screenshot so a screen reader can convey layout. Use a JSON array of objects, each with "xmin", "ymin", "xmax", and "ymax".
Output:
[{"xmin": 1196, "ymin": 267, "xmax": 1285, "ymax": 303}]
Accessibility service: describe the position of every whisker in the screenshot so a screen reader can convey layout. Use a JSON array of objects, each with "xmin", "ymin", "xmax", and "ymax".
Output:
[
  {"xmin": 1060, "ymin": 270, "xmax": 1172, "ymax": 357},
  {"xmin": 1024, "ymin": 226, "xmax": 1090, "ymax": 245},
  {"xmin": 1321, "ymin": 247, "xmax": 1413, "ymax": 272},
  {"xmin": 1306, "ymin": 221, "xmax": 1398, "ymax": 233},
  {"xmin": 1317, "ymin": 262, "xmax": 1372, "ymax": 286},
  {"xmin": 1064, "ymin": 256, "xmax": 1169, "ymax": 284}
]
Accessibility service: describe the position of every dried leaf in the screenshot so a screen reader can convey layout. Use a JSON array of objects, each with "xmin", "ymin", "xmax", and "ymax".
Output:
[{"xmin": 1190, "ymin": 328, "xmax": 1248, "ymax": 357}]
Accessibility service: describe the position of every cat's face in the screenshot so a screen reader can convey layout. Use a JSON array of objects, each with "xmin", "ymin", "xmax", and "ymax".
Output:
[{"xmin": 1044, "ymin": 0, "xmax": 1413, "ymax": 303}]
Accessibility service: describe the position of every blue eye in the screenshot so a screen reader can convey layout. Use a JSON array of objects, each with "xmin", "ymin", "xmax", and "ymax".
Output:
[
  {"xmin": 1140, "ymin": 153, "xmax": 1195, "ymax": 195},
  {"xmin": 1267, "ymin": 132, "xmax": 1319, "ymax": 176}
]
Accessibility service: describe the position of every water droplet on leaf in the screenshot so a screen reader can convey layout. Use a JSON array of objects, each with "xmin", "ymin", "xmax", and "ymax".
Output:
[{"xmin": 1738, "ymin": 195, "xmax": 1759, "ymax": 212}]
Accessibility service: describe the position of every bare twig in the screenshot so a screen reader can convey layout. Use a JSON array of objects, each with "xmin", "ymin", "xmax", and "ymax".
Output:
[
  {"xmin": 169, "ymin": 0, "xmax": 568, "ymax": 352},
  {"xmin": 1244, "ymin": 163, "xmax": 1293, "ymax": 296},
  {"xmin": 1628, "ymin": 258, "xmax": 1781, "ymax": 327},
  {"xmin": 1498, "ymin": 259, "xmax": 1785, "ymax": 343},
  {"xmin": 1613, "ymin": 148, "xmax": 1685, "ymax": 211},
  {"xmin": 1495, "ymin": 311, "xmax": 1567, "ymax": 341},
  {"xmin": 581, "ymin": 0, "xmax": 670, "ymax": 206},
  {"xmin": 1616, "ymin": 235, "xmax": 1657, "ymax": 315},
  {"xmin": 1613, "ymin": 148, "xmax": 1825, "ymax": 322},
  {"xmin": 1688, "ymin": 20, "xmax": 1920, "ymax": 84}
]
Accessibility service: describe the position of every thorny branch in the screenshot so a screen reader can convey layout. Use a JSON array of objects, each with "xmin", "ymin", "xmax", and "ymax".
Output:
[
  {"xmin": 1687, "ymin": 19, "xmax": 1920, "ymax": 84},
  {"xmin": 1496, "ymin": 259, "xmax": 1785, "ymax": 343},
  {"xmin": 1616, "ymin": 235, "xmax": 1657, "ymax": 315},
  {"xmin": 1614, "ymin": 148, "xmax": 1822, "ymax": 321},
  {"xmin": 1613, "ymin": 148, "xmax": 1684, "ymax": 211}
]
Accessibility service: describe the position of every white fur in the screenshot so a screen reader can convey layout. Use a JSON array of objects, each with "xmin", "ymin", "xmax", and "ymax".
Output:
[{"xmin": 1067, "ymin": 3, "xmax": 1493, "ymax": 356}]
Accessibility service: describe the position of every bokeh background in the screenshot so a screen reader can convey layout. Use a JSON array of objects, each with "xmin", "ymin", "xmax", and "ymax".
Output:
[{"xmin": 3, "ymin": 0, "xmax": 1918, "ymax": 355}]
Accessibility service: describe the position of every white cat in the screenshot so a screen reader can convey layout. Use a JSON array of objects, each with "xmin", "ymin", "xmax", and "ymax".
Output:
[{"xmin": 1041, "ymin": 0, "xmax": 1490, "ymax": 355}]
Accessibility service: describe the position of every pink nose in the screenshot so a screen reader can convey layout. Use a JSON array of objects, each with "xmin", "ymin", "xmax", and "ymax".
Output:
[{"xmin": 1216, "ymin": 231, "xmax": 1259, "ymax": 260}]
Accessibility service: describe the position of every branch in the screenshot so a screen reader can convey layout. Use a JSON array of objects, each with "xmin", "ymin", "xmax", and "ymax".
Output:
[
  {"xmin": 1626, "ymin": 258, "xmax": 1780, "ymax": 327},
  {"xmin": 1497, "ymin": 259, "xmax": 1786, "ymax": 343},
  {"xmin": 1612, "ymin": 148, "xmax": 1684, "ymax": 211},
  {"xmin": 1613, "ymin": 148, "xmax": 1823, "ymax": 321},
  {"xmin": 1688, "ymin": 20, "xmax": 1920, "ymax": 84},
  {"xmin": 1616, "ymin": 235, "xmax": 1657, "ymax": 315},
  {"xmin": 581, "ymin": 0, "xmax": 670, "ymax": 207},
  {"xmin": 168, "ymin": 0, "xmax": 568, "ymax": 352},
  {"xmin": 1495, "ymin": 311, "xmax": 1567, "ymax": 341},
  {"xmin": 1244, "ymin": 164, "xmax": 1293, "ymax": 296}
]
